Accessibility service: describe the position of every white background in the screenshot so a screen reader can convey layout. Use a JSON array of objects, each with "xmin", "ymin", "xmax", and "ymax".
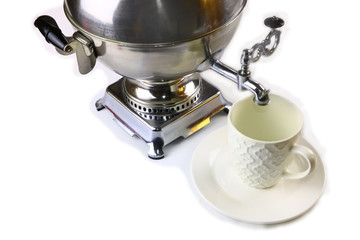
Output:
[{"xmin": 1, "ymin": 0, "xmax": 359, "ymax": 239}]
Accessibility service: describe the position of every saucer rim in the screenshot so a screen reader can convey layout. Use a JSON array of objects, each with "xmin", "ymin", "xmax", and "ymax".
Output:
[{"xmin": 191, "ymin": 126, "xmax": 326, "ymax": 224}]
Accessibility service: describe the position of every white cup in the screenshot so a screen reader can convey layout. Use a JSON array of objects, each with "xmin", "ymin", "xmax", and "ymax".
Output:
[{"xmin": 227, "ymin": 94, "xmax": 316, "ymax": 188}]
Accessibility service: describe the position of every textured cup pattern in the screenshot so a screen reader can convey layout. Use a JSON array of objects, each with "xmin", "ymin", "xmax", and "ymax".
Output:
[{"xmin": 228, "ymin": 130, "xmax": 296, "ymax": 188}]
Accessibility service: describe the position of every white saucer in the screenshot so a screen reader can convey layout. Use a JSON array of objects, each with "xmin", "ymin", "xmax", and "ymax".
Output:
[{"xmin": 191, "ymin": 126, "xmax": 325, "ymax": 224}]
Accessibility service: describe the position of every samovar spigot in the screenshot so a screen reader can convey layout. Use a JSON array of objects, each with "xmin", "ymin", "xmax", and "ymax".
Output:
[{"xmin": 209, "ymin": 16, "xmax": 285, "ymax": 106}]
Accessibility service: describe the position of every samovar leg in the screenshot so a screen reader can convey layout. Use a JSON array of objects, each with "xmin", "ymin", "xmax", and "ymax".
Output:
[{"xmin": 147, "ymin": 138, "xmax": 165, "ymax": 160}]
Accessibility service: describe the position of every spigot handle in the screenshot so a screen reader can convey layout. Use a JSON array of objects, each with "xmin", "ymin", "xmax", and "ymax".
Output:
[{"xmin": 242, "ymin": 16, "xmax": 284, "ymax": 65}]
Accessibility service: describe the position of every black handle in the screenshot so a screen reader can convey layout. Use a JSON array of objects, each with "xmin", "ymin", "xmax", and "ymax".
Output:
[
  {"xmin": 34, "ymin": 15, "xmax": 69, "ymax": 52},
  {"xmin": 264, "ymin": 16, "xmax": 285, "ymax": 29}
]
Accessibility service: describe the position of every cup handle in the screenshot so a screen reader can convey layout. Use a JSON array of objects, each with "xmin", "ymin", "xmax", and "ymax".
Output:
[{"xmin": 282, "ymin": 143, "xmax": 316, "ymax": 180}]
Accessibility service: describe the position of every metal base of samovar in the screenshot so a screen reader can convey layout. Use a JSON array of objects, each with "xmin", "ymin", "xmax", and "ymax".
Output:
[{"xmin": 95, "ymin": 74, "xmax": 226, "ymax": 159}]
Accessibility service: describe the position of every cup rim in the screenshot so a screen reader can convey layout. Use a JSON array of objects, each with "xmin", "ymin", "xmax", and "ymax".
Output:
[{"xmin": 228, "ymin": 94, "xmax": 304, "ymax": 144}]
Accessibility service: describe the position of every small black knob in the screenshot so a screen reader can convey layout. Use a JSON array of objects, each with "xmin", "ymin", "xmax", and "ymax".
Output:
[
  {"xmin": 34, "ymin": 15, "xmax": 69, "ymax": 52},
  {"xmin": 264, "ymin": 16, "xmax": 285, "ymax": 29}
]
